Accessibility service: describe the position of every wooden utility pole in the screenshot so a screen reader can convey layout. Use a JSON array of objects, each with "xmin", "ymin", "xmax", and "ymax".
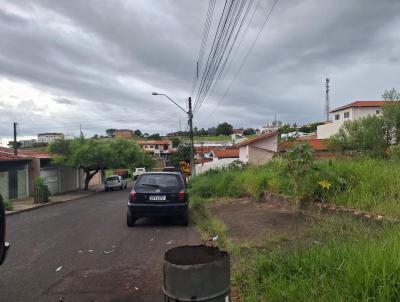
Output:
[
  {"xmin": 188, "ymin": 97, "xmax": 195, "ymax": 176},
  {"xmin": 13, "ymin": 122, "xmax": 17, "ymax": 156}
]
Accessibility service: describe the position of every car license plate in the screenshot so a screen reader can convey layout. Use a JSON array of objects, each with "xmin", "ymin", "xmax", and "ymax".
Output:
[{"xmin": 149, "ymin": 195, "xmax": 166, "ymax": 201}]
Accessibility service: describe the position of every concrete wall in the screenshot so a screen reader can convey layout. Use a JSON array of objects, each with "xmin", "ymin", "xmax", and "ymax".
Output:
[
  {"xmin": 195, "ymin": 158, "xmax": 238, "ymax": 174},
  {"xmin": 239, "ymin": 145, "xmax": 249, "ymax": 162},
  {"xmin": 28, "ymin": 158, "xmax": 41, "ymax": 196},
  {"xmin": 248, "ymin": 147, "xmax": 274, "ymax": 165}
]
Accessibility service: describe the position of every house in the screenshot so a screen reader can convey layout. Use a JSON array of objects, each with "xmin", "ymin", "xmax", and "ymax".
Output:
[
  {"xmin": 37, "ymin": 133, "xmax": 64, "ymax": 144},
  {"xmin": 115, "ymin": 129, "xmax": 135, "ymax": 139},
  {"xmin": 138, "ymin": 140, "xmax": 172, "ymax": 158},
  {"xmin": 238, "ymin": 131, "xmax": 278, "ymax": 165},
  {"xmin": 317, "ymin": 101, "xmax": 385, "ymax": 139},
  {"xmin": 280, "ymin": 137, "xmax": 336, "ymax": 159},
  {"xmin": 257, "ymin": 120, "xmax": 282, "ymax": 134},
  {"xmin": 231, "ymin": 133, "xmax": 247, "ymax": 144},
  {"xmin": 195, "ymin": 147, "xmax": 239, "ymax": 174},
  {"xmin": 0, "ymin": 147, "xmax": 102, "ymax": 199}
]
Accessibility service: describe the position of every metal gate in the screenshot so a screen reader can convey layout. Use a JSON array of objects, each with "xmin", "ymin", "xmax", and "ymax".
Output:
[{"xmin": 40, "ymin": 168, "xmax": 59, "ymax": 195}]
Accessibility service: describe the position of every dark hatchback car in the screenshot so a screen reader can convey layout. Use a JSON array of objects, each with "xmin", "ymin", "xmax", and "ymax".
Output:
[
  {"xmin": 127, "ymin": 172, "xmax": 188, "ymax": 226},
  {"xmin": 0, "ymin": 195, "xmax": 10, "ymax": 265}
]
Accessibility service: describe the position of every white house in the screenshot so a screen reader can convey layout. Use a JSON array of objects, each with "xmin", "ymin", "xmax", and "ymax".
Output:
[
  {"xmin": 238, "ymin": 132, "xmax": 278, "ymax": 165},
  {"xmin": 195, "ymin": 148, "xmax": 239, "ymax": 174},
  {"xmin": 317, "ymin": 101, "xmax": 385, "ymax": 139},
  {"xmin": 137, "ymin": 140, "xmax": 172, "ymax": 158},
  {"xmin": 37, "ymin": 133, "xmax": 64, "ymax": 144},
  {"xmin": 257, "ymin": 120, "xmax": 282, "ymax": 134}
]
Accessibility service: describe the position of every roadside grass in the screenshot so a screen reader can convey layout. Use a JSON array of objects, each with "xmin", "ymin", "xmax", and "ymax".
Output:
[
  {"xmin": 235, "ymin": 220, "xmax": 400, "ymax": 302},
  {"xmin": 190, "ymin": 158, "xmax": 400, "ymax": 218}
]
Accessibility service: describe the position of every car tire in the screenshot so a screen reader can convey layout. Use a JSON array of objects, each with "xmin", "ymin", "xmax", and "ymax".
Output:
[
  {"xmin": 181, "ymin": 211, "xmax": 189, "ymax": 226},
  {"xmin": 105, "ymin": 188, "xmax": 109, "ymax": 192},
  {"xmin": 127, "ymin": 212, "xmax": 136, "ymax": 227}
]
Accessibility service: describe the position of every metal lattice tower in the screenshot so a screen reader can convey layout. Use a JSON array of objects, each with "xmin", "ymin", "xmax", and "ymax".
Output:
[{"xmin": 325, "ymin": 78, "xmax": 330, "ymax": 122}]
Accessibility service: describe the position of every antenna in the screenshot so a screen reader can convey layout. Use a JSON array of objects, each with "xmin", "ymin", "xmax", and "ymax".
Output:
[{"xmin": 325, "ymin": 78, "xmax": 330, "ymax": 122}]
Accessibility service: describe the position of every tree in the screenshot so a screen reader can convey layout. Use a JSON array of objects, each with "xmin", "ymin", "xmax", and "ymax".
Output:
[
  {"xmin": 171, "ymin": 137, "xmax": 180, "ymax": 148},
  {"xmin": 279, "ymin": 124, "xmax": 296, "ymax": 134},
  {"xmin": 216, "ymin": 122, "xmax": 233, "ymax": 136},
  {"xmin": 147, "ymin": 133, "xmax": 161, "ymax": 140},
  {"xmin": 329, "ymin": 116, "xmax": 387, "ymax": 157},
  {"xmin": 134, "ymin": 129, "xmax": 142, "ymax": 137},
  {"xmin": 7, "ymin": 141, "xmax": 22, "ymax": 149},
  {"xmin": 49, "ymin": 138, "xmax": 150, "ymax": 190},
  {"xmin": 382, "ymin": 88, "xmax": 400, "ymax": 101},
  {"xmin": 168, "ymin": 145, "xmax": 191, "ymax": 167},
  {"xmin": 243, "ymin": 128, "xmax": 255, "ymax": 135},
  {"xmin": 382, "ymin": 100, "xmax": 400, "ymax": 144},
  {"xmin": 106, "ymin": 129, "xmax": 117, "ymax": 137}
]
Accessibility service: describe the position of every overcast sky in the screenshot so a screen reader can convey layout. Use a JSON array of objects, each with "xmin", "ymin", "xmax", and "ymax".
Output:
[{"xmin": 1, "ymin": 0, "xmax": 399, "ymax": 142}]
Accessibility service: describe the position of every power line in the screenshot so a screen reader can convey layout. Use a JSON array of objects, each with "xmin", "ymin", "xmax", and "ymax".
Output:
[
  {"xmin": 191, "ymin": 0, "xmax": 217, "ymax": 97},
  {"xmin": 206, "ymin": 0, "xmax": 279, "ymax": 120}
]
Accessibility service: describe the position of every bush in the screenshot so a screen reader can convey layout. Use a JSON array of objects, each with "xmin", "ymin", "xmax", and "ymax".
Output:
[{"xmin": 3, "ymin": 199, "xmax": 13, "ymax": 211}]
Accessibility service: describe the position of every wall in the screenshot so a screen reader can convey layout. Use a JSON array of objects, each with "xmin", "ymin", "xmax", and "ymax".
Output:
[
  {"xmin": 195, "ymin": 158, "xmax": 238, "ymax": 174},
  {"xmin": 239, "ymin": 145, "xmax": 249, "ymax": 162},
  {"xmin": 317, "ymin": 122, "xmax": 343, "ymax": 139},
  {"xmin": 248, "ymin": 146, "xmax": 274, "ymax": 165}
]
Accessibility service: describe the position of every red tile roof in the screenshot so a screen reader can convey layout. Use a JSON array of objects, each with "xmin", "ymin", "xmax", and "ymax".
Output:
[
  {"xmin": 237, "ymin": 131, "xmax": 278, "ymax": 147},
  {"xmin": 280, "ymin": 139, "xmax": 329, "ymax": 151},
  {"xmin": 331, "ymin": 101, "xmax": 386, "ymax": 113},
  {"xmin": 0, "ymin": 147, "xmax": 51, "ymax": 160},
  {"xmin": 194, "ymin": 146, "xmax": 219, "ymax": 154},
  {"xmin": 212, "ymin": 148, "xmax": 239, "ymax": 159},
  {"xmin": 137, "ymin": 140, "xmax": 171, "ymax": 145}
]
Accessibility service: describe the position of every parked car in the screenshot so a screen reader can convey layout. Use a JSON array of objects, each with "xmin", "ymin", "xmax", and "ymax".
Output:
[
  {"xmin": 162, "ymin": 166, "xmax": 182, "ymax": 173},
  {"xmin": 133, "ymin": 167, "xmax": 146, "ymax": 180},
  {"xmin": 104, "ymin": 175, "xmax": 127, "ymax": 191},
  {"xmin": 127, "ymin": 172, "xmax": 188, "ymax": 226},
  {"xmin": 0, "ymin": 195, "xmax": 10, "ymax": 265}
]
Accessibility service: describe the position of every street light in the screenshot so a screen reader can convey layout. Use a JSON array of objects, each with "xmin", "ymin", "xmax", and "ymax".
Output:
[{"xmin": 152, "ymin": 92, "xmax": 195, "ymax": 176}]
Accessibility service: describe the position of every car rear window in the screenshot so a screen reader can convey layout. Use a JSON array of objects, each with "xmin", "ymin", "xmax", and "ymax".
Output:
[
  {"xmin": 136, "ymin": 174, "xmax": 182, "ymax": 190},
  {"xmin": 106, "ymin": 176, "xmax": 119, "ymax": 181}
]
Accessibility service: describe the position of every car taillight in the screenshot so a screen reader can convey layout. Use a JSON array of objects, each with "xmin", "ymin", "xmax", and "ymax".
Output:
[
  {"xmin": 129, "ymin": 191, "xmax": 137, "ymax": 203},
  {"xmin": 179, "ymin": 190, "xmax": 186, "ymax": 202}
]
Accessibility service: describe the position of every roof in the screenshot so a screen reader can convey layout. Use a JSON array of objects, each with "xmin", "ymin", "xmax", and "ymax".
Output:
[
  {"xmin": 0, "ymin": 147, "xmax": 52, "ymax": 160},
  {"xmin": 0, "ymin": 152, "xmax": 31, "ymax": 162},
  {"xmin": 137, "ymin": 140, "xmax": 171, "ymax": 145},
  {"xmin": 38, "ymin": 132, "xmax": 63, "ymax": 136},
  {"xmin": 330, "ymin": 101, "xmax": 386, "ymax": 113},
  {"xmin": 237, "ymin": 131, "xmax": 278, "ymax": 147},
  {"xmin": 280, "ymin": 139, "xmax": 329, "ymax": 151},
  {"xmin": 194, "ymin": 146, "xmax": 219, "ymax": 154},
  {"xmin": 211, "ymin": 148, "xmax": 239, "ymax": 159}
]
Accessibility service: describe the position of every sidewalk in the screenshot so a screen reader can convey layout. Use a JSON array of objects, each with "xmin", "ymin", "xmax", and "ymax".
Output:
[{"xmin": 6, "ymin": 184, "xmax": 104, "ymax": 216}]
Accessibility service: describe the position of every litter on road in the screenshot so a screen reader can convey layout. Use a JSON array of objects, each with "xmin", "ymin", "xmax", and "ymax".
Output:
[
  {"xmin": 103, "ymin": 250, "xmax": 114, "ymax": 254},
  {"xmin": 56, "ymin": 266, "xmax": 63, "ymax": 272}
]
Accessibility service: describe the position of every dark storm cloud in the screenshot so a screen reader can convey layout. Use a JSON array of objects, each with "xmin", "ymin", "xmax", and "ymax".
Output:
[{"xmin": 0, "ymin": 0, "xmax": 400, "ymax": 137}]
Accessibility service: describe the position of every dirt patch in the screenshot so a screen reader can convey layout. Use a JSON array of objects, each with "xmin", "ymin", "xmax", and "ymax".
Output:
[
  {"xmin": 210, "ymin": 198, "xmax": 312, "ymax": 246},
  {"xmin": 165, "ymin": 245, "xmax": 227, "ymax": 265}
]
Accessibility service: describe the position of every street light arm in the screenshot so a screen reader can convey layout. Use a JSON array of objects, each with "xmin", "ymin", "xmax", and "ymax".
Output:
[{"xmin": 153, "ymin": 93, "xmax": 188, "ymax": 115}]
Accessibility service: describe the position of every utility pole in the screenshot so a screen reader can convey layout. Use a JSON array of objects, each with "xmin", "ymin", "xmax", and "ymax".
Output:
[
  {"xmin": 201, "ymin": 142, "xmax": 204, "ymax": 166},
  {"xmin": 188, "ymin": 97, "xmax": 195, "ymax": 176},
  {"xmin": 325, "ymin": 78, "xmax": 330, "ymax": 122},
  {"xmin": 13, "ymin": 122, "xmax": 17, "ymax": 155}
]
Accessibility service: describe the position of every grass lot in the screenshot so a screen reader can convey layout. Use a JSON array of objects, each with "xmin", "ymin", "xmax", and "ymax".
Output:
[
  {"xmin": 189, "ymin": 158, "xmax": 400, "ymax": 301},
  {"xmin": 190, "ymin": 158, "xmax": 400, "ymax": 218}
]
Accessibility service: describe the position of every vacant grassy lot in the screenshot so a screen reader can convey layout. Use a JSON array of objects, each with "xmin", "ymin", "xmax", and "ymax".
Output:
[
  {"xmin": 191, "ymin": 158, "xmax": 400, "ymax": 218},
  {"xmin": 189, "ymin": 158, "xmax": 400, "ymax": 301}
]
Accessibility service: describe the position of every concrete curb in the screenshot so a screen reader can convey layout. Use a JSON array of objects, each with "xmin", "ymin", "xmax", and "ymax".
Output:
[{"xmin": 5, "ymin": 191, "xmax": 101, "ymax": 216}]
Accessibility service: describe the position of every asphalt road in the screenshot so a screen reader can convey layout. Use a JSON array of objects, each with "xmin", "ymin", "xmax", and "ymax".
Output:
[{"xmin": 0, "ymin": 186, "xmax": 200, "ymax": 302}]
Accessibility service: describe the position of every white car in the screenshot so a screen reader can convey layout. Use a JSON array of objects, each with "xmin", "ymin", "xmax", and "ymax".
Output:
[
  {"xmin": 133, "ymin": 167, "xmax": 146, "ymax": 180},
  {"xmin": 104, "ymin": 175, "xmax": 127, "ymax": 191}
]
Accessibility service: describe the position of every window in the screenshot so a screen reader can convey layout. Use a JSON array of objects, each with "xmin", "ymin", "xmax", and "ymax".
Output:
[
  {"xmin": 344, "ymin": 112, "xmax": 350, "ymax": 118},
  {"xmin": 155, "ymin": 145, "xmax": 159, "ymax": 149},
  {"xmin": 335, "ymin": 114, "xmax": 340, "ymax": 120},
  {"xmin": 376, "ymin": 110, "xmax": 380, "ymax": 114},
  {"xmin": 150, "ymin": 145, "xmax": 154, "ymax": 149}
]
